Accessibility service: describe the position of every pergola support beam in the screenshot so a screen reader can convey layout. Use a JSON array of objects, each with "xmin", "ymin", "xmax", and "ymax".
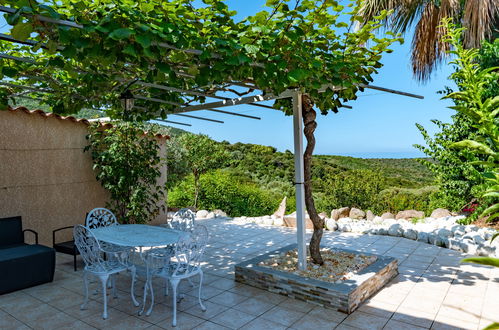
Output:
[
  {"xmin": 172, "ymin": 113, "xmax": 224, "ymax": 124},
  {"xmin": 292, "ymin": 91, "xmax": 307, "ymax": 271},
  {"xmin": 177, "ymin": 89, "xmax": 295, "ymax": 113},
  {"xmin": 155, "ymin": 118, "xmax": 192, "ymax": 127}
]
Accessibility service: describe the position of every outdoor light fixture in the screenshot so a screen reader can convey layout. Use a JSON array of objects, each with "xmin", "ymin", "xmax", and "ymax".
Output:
[{"xmin": 119, "ymin": 89, "xmax": 135, "ymax": 112}]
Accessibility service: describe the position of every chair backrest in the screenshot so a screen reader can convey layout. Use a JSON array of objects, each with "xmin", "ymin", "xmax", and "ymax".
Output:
[
  {"xmin": 171, "ymin": 224, "xmax": 209, "ymax": 276},
  {"xmin": 85, "ymin": 208, "xmax": 117, "ymax": 229},
  {"xmin": 168, "ymin": 208, "xmax": 195, "ymax": 232},
  {"xmin": 0, "ymin": 216, "xmax": 23, "ymax": 246},
  {"xmin": 73, "ymin": 225, "xmax": 106, "ymax": 270}
]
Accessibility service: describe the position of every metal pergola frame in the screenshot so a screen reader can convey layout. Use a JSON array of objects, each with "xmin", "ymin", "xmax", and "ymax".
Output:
[{"xmin": 0, "ymin": 5, "xmax": 425, "ymax": 270}]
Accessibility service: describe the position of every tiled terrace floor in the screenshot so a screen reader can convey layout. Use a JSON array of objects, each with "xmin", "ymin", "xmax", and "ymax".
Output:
[{"xmin": 1, "ymin": 217, "xmax": 498, "ymax": 330}]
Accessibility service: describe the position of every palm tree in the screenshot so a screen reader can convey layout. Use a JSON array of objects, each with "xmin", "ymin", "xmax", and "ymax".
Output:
[{"xmin": 359, "ymin": 0, "xmax": 499, "ymax": 81}]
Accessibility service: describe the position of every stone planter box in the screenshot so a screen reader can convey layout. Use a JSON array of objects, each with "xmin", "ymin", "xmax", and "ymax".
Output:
[{"xmin": 235, "ymin": 244, "xmax": 398, "ymax": 313}]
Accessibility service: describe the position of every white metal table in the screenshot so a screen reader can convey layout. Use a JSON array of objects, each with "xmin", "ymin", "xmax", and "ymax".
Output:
[
  {"xmin": 90, "ymin": 224, "xmax": 186, "ymax": 248},
  {"xmin": 90, "ymin": 224, "xmax": 188, "ymax": 317}
]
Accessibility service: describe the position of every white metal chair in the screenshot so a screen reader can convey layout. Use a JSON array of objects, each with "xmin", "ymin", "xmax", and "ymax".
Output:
[
  {"xmin": 85, "ymin": 208, "xmax": 118, "ymax": 229},
  {"xmin": 73, "ymin": 225, "xmax": 139, "ymax": 319},
  {"xmin": 141, "ymin": 224, "xmax": 209, "ymax": 326},
  {"xmin": 167, "ymin": 208, "xmax": 196, "ymax": 232}
]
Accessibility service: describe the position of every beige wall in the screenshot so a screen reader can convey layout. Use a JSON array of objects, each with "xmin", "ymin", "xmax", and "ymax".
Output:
[{"xmin": 0, "ymin": 109, "xmax": 167, "ymax": 246}]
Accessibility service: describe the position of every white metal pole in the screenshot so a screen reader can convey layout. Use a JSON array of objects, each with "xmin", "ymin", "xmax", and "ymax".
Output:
[{"xmin": 292, "ymin": 91, "xmax": 307, "ymax": 270}]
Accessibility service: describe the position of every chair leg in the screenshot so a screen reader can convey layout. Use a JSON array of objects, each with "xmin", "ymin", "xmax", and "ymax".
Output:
[
  {"xmin": 98, "ymin": 274, "xmax": 110, "ymax": 319},
  {"xmin": 146, "ymin": 278, "xmax": 155, "ymax": 316},
  {"xmin": 139, "ymin": 280, "xmax": 148, "ymax": 316},
  {"xmin": 80, "ymin": 271, "xmax": 89, "ymax": 310},
  {"xmin": 171, "ymin": 278, "xmax": 180, "ymax": 327},
  {"xmin": 130, "ymin": 267, "xmax": 139, "ymax": 307},
  {"xmin": 112, "ymin": 275, "xmax": 117, "ymax": 298},
  {"xmin": 197, "ymin": 271, "xmax": 206, "ymax": 312}
]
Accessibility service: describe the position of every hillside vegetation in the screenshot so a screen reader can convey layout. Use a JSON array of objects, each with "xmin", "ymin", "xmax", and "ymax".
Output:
[{"xmin": 166, "ymin": 130, "xmax": 436, "ymax": 217}]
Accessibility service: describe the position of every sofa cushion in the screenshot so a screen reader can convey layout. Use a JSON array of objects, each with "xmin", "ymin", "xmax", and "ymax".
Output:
[
  {"xmin": 0, "ymin": 244, "xmax": 55, "ymax": 295},
  {"xmin": 0, "ymin": 243, "xmax": 26, "ymax": 250},
  {"xmin": 0, "ymin": 216, "xmax": 23, "ymax": 247}
]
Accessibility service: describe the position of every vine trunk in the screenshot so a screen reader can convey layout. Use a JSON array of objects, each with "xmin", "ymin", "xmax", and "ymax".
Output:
[{"xmin": 302, "ymin": 95, "xmax": 324, "ymax": 265}]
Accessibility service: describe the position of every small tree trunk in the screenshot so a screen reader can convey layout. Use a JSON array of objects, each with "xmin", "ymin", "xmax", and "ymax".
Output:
[
  {"xmin": 193, "ymin": 170, "xmax": 200, "ymax": 209},
  {"xmin": 302, "ymin": 95, "xmax": 324, "ymax": 265}
]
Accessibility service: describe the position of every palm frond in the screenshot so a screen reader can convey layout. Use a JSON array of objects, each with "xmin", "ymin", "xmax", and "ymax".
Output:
[
  {"xmin": 462, "ymin": 0, "xmax": 499, "ymax": 48},
  {"xmin": 358, "ymin": 0, "xmax": 426, "ymax": 33},
  {"xmin": 411, "ymin": 2, "xmax": 442, "ymax": 81}
]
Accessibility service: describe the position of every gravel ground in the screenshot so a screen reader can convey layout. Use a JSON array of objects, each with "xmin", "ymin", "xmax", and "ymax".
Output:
[{"xmin": 259, "ymin": 248, "xmax": 377, "ymax": 283}]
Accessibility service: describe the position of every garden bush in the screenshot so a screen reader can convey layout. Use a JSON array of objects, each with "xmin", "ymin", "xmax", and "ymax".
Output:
[
  {"xmin": 378, "ymin": 186, "xmax": 437, "ymax": 215},
  {"xmin": 168, "ymin": 170, "xmax": 282, "ymax": 217},
  {"xmin": 319, "ymin": 169, "xmax": 386, "ymax": 213}
]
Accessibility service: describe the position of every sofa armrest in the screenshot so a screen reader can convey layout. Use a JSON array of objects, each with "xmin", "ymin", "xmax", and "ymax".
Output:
[
  {"xmin": 52, "ymin": 226, "xmax": 74, "ymax": 245},
  {"xmin": 23, "ymin": 229, "xmax": 38, "ymax": 245}
]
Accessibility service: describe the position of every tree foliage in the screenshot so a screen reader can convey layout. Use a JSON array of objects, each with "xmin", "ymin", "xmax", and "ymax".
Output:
[
  {"xmin": 358, "ymin": 0, "xmax": 499, "ymax": 81},
  {"xmin": 85, "ymin": 121, "xmax": 166, "ymax": 224},
  {"xmin": 1, "ymin": 0, "xmax": 400, "ymax": 119},
  {"xmin": 414, "ymin": 28, "xmax": 499, "ymax": 213},
  {"xmin": 442, "ymin": 22, "xmax": 499, "ymax": 223},
  {"xmin": 175, "ymin": 133, "xmax": 228, "ymax": 208}
]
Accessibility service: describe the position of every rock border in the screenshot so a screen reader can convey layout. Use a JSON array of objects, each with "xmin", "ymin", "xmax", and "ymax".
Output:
[{"xmin": 232, "ymin": 214, "xmax": 499, "ymax": 258}]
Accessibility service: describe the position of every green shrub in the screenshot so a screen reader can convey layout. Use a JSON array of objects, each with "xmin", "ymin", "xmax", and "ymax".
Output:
[
  {"xmin": 85, "ymin": 121, "xmax": 165, "ymax": 224},
  {"xmin": 378, "ymin": 186, "xmax": 437, "ymax": 215},
  {"xmin": 320, "ymin": 169, "xmax": 386, "ymax": 214},
  {"xmin": 168, "ymin": 170, "xmax": 282, "ymax": 217}
]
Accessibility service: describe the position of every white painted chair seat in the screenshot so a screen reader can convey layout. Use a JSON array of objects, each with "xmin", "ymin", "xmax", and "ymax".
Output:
[{"xmin": 73, "ymin": 225, "xmax": 139, "ymax": 320}]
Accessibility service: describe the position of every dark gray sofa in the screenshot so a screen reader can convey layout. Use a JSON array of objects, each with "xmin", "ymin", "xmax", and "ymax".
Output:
[{"xmin": 0, "ymin": 216, "xmax": 56, "ymax": 295}]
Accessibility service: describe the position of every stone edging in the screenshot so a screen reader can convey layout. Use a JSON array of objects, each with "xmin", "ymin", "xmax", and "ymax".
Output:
[{"xmin": 232, "ymin": 215, "xmax": 499, "ymax": 258}]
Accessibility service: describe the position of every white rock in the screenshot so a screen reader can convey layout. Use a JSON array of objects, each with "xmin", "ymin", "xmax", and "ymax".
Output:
[
  {"xmin": 472, "ymin": 234, "xmax": 486, "ymax": 245},
  {"xmin": 459, "ymin": 241, "xmax": 477, "ymax": 254},
  {"xmin": 465, "ymin": 225, "xmax": 480, "ymax": 233},
  {"xmin": 274, "ymin": 217, "xmax": 284, "ymax": 226},
  {"xmin": 206, "ymin": 211, "xmax": 216, "ymax": 219},
  {"xmin": 382, "ymin": 219, "xmax": 397, "ymax": 226},
  {"xmin": 428, "ymin": 232, "xmax": 437, "ymax": 245},
  {"xmin": 437, "ymin": 228, "xmax": 453, "ymax": 238},
  {"xmin": 196, "ymin": 210, "xmax": 209, "ymax": 218},
  {"xmin": 213, "ymin": 209, "xmax": 227, "ymax": 217},
  {"xmin": 326, "ymin": 219, "xmax": 338, "ymax": 231},
  {"xmin": 378, "ymin": 226, "xmax": 389, "ymax": 236},
  {"xmin": 339, "ymin": 223, "xmax": 352, "ymax": 232},
  {"xmin": 338, "ymin": 217, "xmax": 352, "ymax": 224},
  {"xmin": 446, "ymin": 238, "xmax": 462, "ymax": 251},
  {"xmin": 255, "ymin": 217, "xmax": 264, "ymax": 225},
  {"xmin": 481, "ymin": 228, "xmax": 497, "ymax": 240},
  {"xmin": 477, "ymin": 244, "xmax": 496, "ymax": 256},
  {"xmin": 263, "ymin": 217, "xmax": 274, "ymax": 226},
  {"xmin": 403, "ymin": 228, "xmax": 418, "ymax": 240},
  {"xmin": 388, "ymin": 224, "xmax": 404, "ymax": 237},
  {"xmin": 417, "ymin": 232, "xmax": 429, "ymax": 243}
]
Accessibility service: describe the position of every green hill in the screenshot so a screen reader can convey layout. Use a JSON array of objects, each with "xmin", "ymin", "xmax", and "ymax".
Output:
[{"xmin": 166, "ymin": 130, "xmax": 436, "ymax": 216}]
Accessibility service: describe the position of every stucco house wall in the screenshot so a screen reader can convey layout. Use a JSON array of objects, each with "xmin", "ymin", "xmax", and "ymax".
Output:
[{"xmin": 0, "ymin": 107, "xmax": 168, "ymax": 246}]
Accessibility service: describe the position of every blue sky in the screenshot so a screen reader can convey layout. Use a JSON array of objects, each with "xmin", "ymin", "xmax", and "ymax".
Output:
[{"xmin": 1, "ymin": 1, "xmax": 457, "ymax": 158}]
